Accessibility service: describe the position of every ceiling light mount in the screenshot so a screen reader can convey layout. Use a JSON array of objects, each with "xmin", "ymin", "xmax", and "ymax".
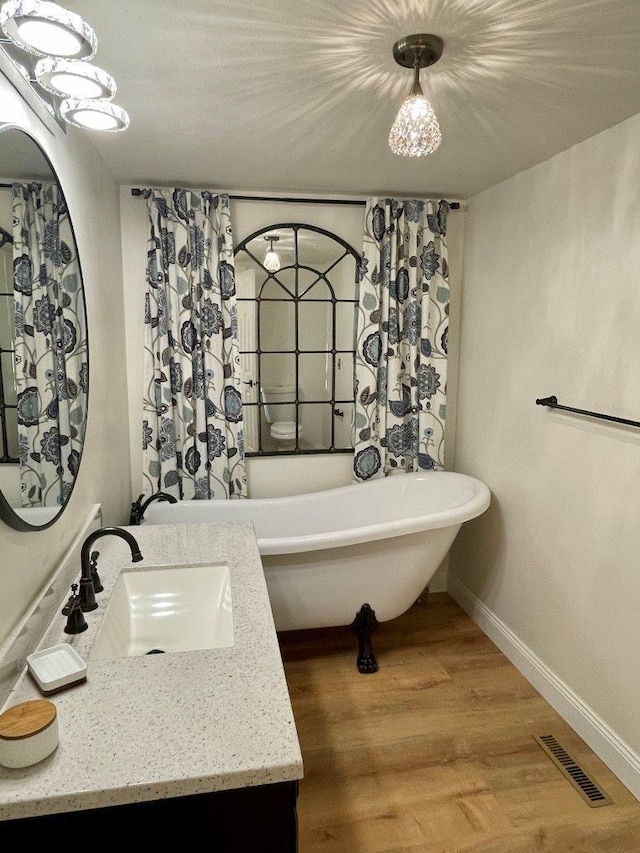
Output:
[{"xmin": 392, "ymin": 34, "xmax": 444, "ymax": 71}]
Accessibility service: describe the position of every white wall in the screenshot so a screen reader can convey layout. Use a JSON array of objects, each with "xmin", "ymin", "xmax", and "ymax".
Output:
[
  {"xmin": 450, "ymin": 112, "xmax": 640, "ymax": 787},
  {"xmin": 0, "ymin": 67, "xmax": 132, "ymax": 648}
]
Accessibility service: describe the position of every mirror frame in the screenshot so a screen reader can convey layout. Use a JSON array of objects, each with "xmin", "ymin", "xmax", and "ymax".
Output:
[{"xmin": 0, "ymin": 123, "xmax": 89, "ymax": 532}]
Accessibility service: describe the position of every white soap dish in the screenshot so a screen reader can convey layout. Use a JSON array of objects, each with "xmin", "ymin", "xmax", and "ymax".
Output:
[{"xmin": 27, "ymin": 644, "xmax": 87, "ymax": 695}]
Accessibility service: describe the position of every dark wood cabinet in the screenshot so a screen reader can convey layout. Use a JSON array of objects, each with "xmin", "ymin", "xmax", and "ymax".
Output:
[{"xmin": 4, "ymin": 780, "xmax": 299, "ymax": 848}]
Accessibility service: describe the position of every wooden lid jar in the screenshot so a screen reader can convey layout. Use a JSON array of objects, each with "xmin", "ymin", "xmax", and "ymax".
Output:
[{"xmin": 0, "ymin": 699, "xmax": 58, "ymax": 768}]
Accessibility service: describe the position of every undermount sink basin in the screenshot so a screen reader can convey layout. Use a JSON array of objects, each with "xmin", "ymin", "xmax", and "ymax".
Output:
[{"xmin": 90, "ymin": 563, "xmax": 234, "ymax": 660}]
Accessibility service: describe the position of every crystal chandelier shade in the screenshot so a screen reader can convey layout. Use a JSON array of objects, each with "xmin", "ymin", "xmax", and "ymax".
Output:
[
  {"xmin": 389, "ymin": 87, "xmax": 442, "ymax": 157},
  {"xmin": 389, "ymin": 34, "xmax": 444, "ymax": 158}
]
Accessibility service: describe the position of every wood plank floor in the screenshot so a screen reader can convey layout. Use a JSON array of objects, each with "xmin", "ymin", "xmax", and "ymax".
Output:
[{"xmin": 278, "ymin": 593, "xmax": 640, "ymax": 853}]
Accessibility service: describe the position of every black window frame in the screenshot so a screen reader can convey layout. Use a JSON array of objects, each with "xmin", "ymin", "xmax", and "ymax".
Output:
[
  {"xmin": 234, "ymin": 222, "xmax": 360, "ymax": 457},
  {"xmin": 0, "ymin": 224, "xmax": 17, "ymax": 464}
]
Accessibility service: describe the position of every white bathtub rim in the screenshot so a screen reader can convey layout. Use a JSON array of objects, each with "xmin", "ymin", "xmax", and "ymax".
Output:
[
  {"xmin": 144, "ymin": 471, "xmax": 491, "ymax": 556},
  {"xmin": 257, "ymin": 485, "xmax": 489, "ymax": 554}
]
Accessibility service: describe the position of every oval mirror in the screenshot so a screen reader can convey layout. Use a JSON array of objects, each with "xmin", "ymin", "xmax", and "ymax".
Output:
[{"xmin": 0, "ymin": 125, "xmax": 88, "ymax": 531}]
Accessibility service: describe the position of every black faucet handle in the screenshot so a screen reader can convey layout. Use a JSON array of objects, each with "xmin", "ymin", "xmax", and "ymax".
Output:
[
  {"xmin": 61, "ymin": 583, "xmax": 78, "ymax": 615},
  {"xmin": 62, "ymin": 584, "xmax": 88, "ymax": 634}
]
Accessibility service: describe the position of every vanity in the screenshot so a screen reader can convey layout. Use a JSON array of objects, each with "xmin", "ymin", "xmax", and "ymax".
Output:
[
  {"xmin": 0, "ymin": 107, "xmax": 301, "ymax": 847},
  {"xmin": 0, "ymin": 520, "xmax": 303, "ymax": 848}
]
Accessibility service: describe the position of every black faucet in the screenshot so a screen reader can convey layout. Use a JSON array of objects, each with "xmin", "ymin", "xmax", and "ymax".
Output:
[
  {"xmin": 129, "ymin": 491, "xmax": 177, "ymax": 525},
  {"xmin": 79, "ymin": 526, "xmax": 143, "ymax": 612}
]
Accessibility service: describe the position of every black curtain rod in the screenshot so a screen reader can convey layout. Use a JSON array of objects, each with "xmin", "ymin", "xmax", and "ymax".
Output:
[
  {"xmin": 130, "ymin": 188, "xmax": 460, "ymax": 208},
  {"xmin": 231, "ymin": 195, "xmax": 366, "ymax": 205},
  {"xmin": 0, "ymin": 184, "xmax": 464, "ymax": 208},
  {"xmin": 536, "ymin": 395, "xmax": 640, "ymax": 429}
]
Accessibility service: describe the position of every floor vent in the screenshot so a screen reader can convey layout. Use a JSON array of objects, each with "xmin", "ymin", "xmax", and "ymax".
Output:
[{"xmin": 534, "ymin": 735, "xmax": 613, "ymax": 808}]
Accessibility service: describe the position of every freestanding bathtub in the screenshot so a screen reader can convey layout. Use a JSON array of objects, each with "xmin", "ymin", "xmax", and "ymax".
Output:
[{"xmin": 142, "ymin": 471, "xmax": 491, "ymax": 672}]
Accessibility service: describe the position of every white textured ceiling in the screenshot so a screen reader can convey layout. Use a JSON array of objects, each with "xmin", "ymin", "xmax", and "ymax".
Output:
[{"xmin": 63, "ymin": 0, "xmax": 640, "ymax": 199}]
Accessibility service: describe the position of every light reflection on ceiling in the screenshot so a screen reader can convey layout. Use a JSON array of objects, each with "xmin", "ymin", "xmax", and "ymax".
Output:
[{"xmin": 7, "ymin": 0, "xmax": 640, "ymax": 199}]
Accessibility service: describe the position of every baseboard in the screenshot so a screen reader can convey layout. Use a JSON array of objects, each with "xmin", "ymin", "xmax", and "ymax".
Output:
[{"xmin": 448, "ymin": 575, "xmax": 640, "ymax": 802}]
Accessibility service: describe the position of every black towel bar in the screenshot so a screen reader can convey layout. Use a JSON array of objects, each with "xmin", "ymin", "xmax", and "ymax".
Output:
[{"xmin": 536, "ymin": 396, "xmax": 640, "ymax": 429}]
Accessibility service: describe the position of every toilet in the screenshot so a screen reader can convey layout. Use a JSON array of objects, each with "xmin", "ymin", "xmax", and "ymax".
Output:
[{"xmin": 261, "ymin": 384, "xmax": 302, "ymax": 447}]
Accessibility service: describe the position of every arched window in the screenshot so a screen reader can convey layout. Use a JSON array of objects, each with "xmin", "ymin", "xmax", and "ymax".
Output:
[{"xmin": 234, "ymin": 224, "xmax": 360, "ymax": 455}]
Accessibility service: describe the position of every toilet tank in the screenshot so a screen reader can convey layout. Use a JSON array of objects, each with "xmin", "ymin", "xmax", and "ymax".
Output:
[{"xmin": 261, "ymin": 384, "xmax": 296, "ymax": 423}]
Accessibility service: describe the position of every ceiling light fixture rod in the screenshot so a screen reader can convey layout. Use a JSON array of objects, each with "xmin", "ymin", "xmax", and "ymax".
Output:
[{"xmin": 410, "ymin": 63, "xmax": 422, "ymax": 96}]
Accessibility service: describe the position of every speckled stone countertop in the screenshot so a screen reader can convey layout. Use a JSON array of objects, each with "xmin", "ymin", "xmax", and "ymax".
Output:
[{"xmin": 0, "ymin": 521, "xmax": 303, "ymax": 822}]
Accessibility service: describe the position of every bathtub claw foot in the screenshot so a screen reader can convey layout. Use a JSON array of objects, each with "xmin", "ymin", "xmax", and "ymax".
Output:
[{"xmin": 350, "ymin": 603, "xmax": 379, "ymax": 674}]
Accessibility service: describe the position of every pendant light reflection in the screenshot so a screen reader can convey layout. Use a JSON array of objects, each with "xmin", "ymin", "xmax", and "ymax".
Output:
[
  {"xmin": 388, "ymin": 34, "xmax": 443, "ymax": 158},
  {"xmin": 0, "ymin": 0, "xmax": 97, "ymax": 58},
  {"xmin": 264, "ymin": 235, "xmax": 281, "ymax": 273}
]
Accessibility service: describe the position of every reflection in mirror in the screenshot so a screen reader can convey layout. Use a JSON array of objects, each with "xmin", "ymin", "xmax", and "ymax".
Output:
[
  {"xmin": 0, "ymin": 125, "xmax": 88, "ymax": 531},
  {"xmin": 234, "ymin": 223, "xmax": 359, "ymax": 455},
  {"xmin": 298, "ymin": 302, "xmax": 331, "ymax": 350},
  {"xmin": 299, "ymin": 354, "xmax": 331, "ymax": 400},
  {"xmin": 260, "ymin": 301, "xmax": 295, "ymax": 351},
  {"xmin": 260, "ymin": 353, "xmax": 296, "ymax": 383}
]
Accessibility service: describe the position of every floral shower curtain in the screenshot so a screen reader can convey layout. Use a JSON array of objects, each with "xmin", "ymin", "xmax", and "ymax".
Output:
[
  {"xmin": 12, "ymin": 182, "xmax": 88, "ymax": 507},
  {"xmin": 141, "ymin": 188, "xmax": 246, "ymax": 500},
  {"xmin": 353, "ymin": 198, "xmax": 450, "ymax": 481}
]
